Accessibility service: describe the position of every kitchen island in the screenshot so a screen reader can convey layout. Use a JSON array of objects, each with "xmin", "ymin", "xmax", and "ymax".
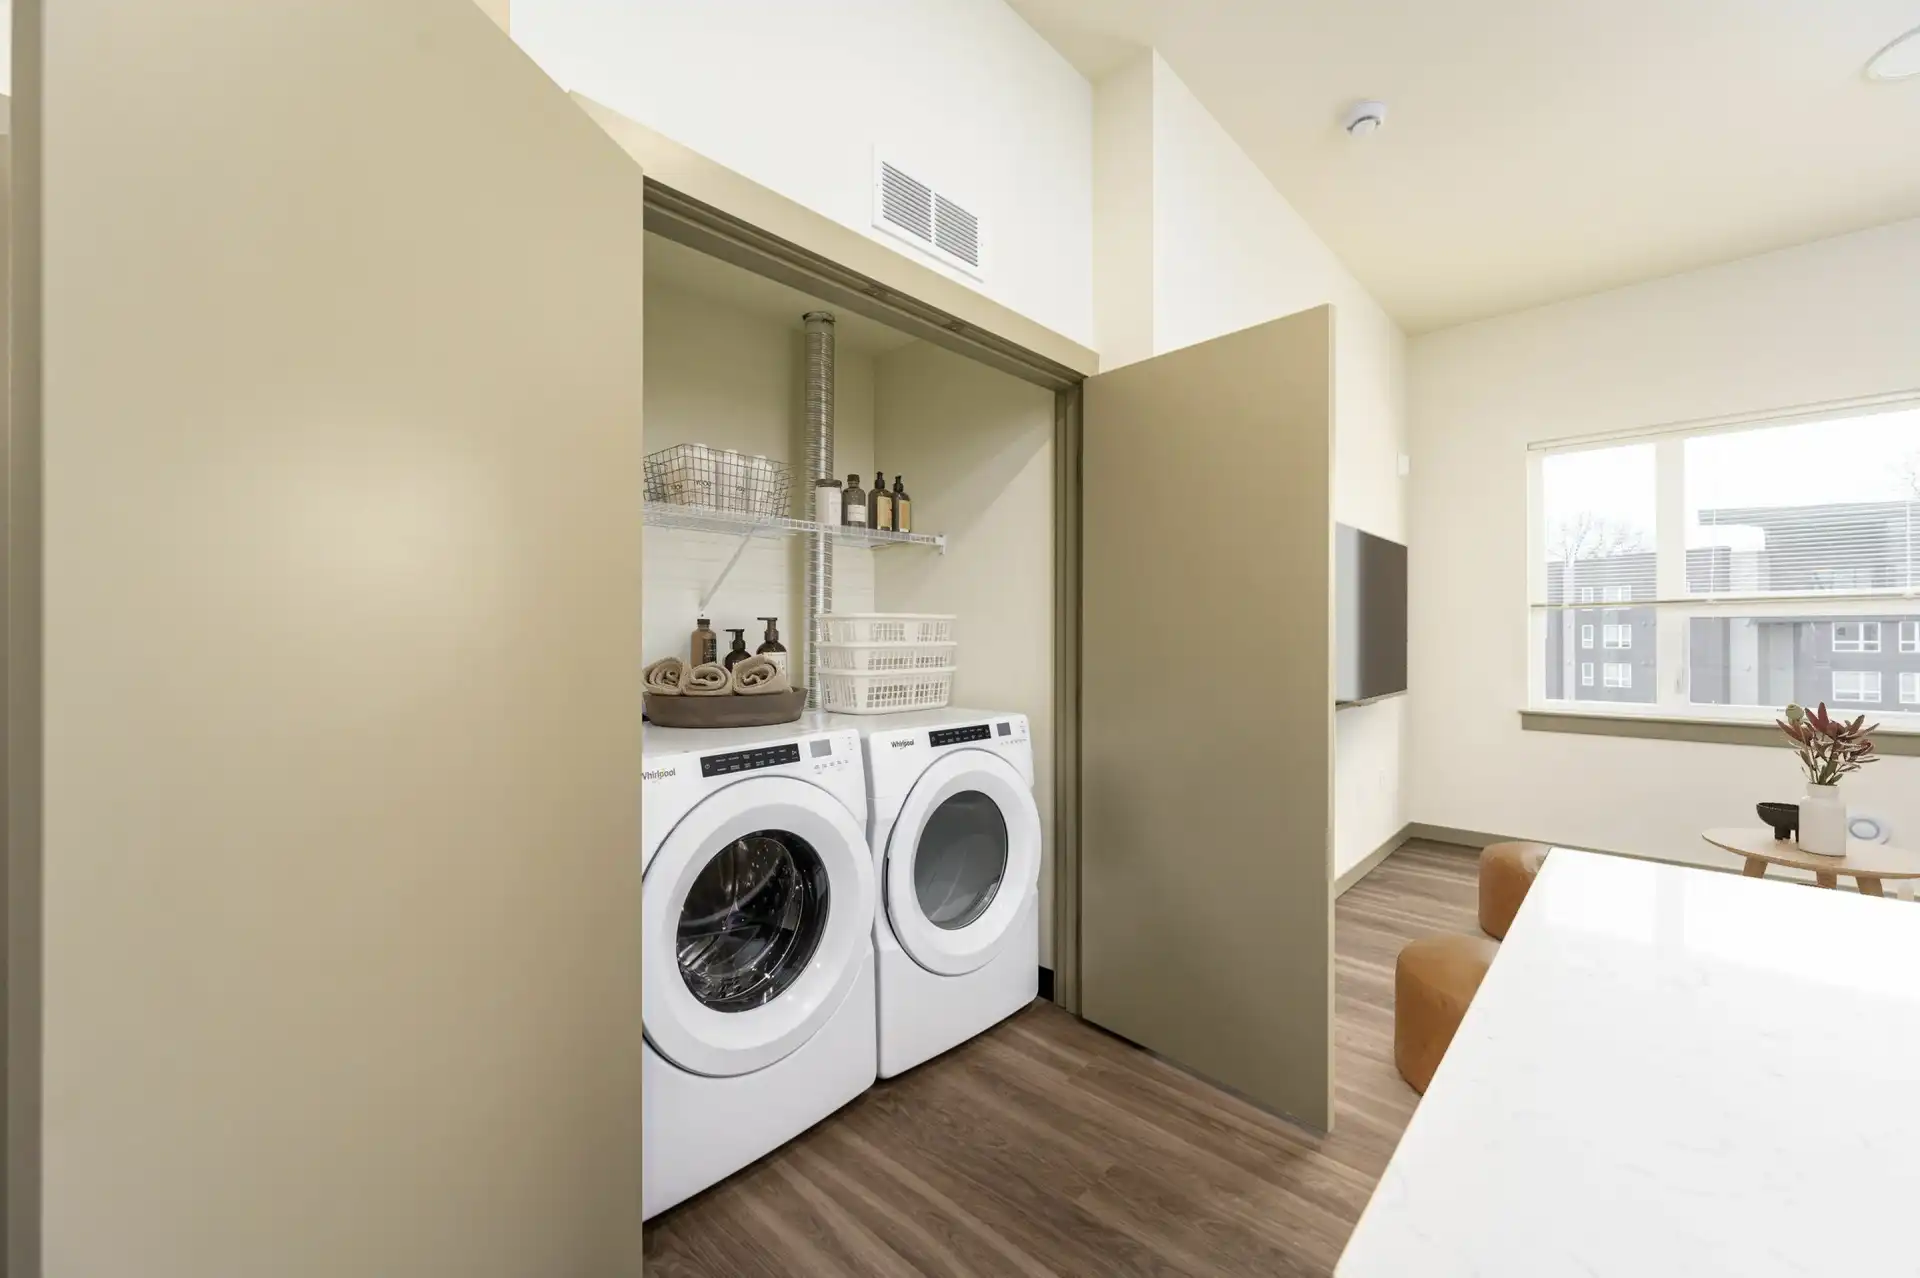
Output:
[{"xmin": 1337, "ymin": 848, "xmax": 1920, "ymax": 1277}]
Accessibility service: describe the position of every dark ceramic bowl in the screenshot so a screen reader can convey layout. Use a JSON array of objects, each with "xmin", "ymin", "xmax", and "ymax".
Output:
[{"xmin": 1757, "ymin": 802, "xmax": 1799, "ymax": 841}]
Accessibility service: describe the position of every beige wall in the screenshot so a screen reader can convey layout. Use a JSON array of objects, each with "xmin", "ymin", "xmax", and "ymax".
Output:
[
  {"xmin": 873, "ymin": 343, "xmax": 1057, "ymax": 962},
  {"xmin": 38, "ymin": 1, "xmax": 645, "ymax": 1272},
  {"xmin": 641, "ymin": 270, "xmax": 877, "ymax": 670},
  {"xmin": 475, "ymin": 0, "xmax": 509, "ymax": 32},
  {"xmin": 1410, "ymin": 217, "xmax": 1920, "ymax": 871}
]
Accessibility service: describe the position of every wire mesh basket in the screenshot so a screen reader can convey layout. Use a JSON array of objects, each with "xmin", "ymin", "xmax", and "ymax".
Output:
[{"xmin": 644, "ymin": 444, "xmax": 792, "ymax": 518}]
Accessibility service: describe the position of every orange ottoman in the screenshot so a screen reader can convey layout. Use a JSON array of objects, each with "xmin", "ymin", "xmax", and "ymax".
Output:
[
  {"xmin": 1478, "ymin": 841, "xmax": 1548, "ymax": 940},
  {"xmin": 1394, "ymin": 934, "xmax": 1498, "ymax": 1094}
]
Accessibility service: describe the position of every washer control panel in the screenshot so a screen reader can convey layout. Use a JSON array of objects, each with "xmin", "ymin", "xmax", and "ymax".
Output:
[
  {"xmin": 700, "ymin": 743, "xmax": 801, "ymax": 778},
  {"xmin": 811, "ymin": 734, "xmax": 854, "ymax": 775},
  {"xmin": 929, "ymin": 723, "xmax": 992, "ymax": 747}
]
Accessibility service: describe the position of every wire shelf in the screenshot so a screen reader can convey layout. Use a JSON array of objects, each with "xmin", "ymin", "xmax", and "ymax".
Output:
[{"xmin": 643, "ymin": 502, "xmax": 945, "ymax": 551}]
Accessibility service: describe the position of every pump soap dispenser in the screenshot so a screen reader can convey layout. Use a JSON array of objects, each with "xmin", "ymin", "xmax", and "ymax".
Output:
[{"xmin": 755, "ymin": 617, "xmax": 789, "ymax": 677}]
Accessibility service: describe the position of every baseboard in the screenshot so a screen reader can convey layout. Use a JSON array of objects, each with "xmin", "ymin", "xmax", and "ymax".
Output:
[
  {"xmin": 1403, "ymin": 822, "xmax": 1504, "ymax": 849},
  {"xmin": 1404, "ymin": 823, "xmax": 1765, "ymax": 881},
  {"xmin": 1334, "ymin": 821, "xmax": 1812, "ymax": 908},
  {"xmin": 1037, "ymin": 965, "xmax": 1054, "ymax": 1002},
  {"xmin": 1334, "ymin": 823, "xmax": 1413, "ymax": 897}
]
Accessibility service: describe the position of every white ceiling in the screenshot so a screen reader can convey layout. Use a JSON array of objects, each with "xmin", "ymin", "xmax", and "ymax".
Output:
[{"xmin": 1009, "ymin": 0, "xmax": 1920, "ymax": 332}]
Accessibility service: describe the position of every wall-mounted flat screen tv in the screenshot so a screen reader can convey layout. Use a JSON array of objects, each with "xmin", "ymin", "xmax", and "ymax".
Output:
[{"xmin": 1336, "ymin": 525, "xmax": 1408, "ymax": 704}]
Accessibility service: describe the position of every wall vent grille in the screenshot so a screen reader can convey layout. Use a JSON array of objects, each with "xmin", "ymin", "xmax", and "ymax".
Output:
[{"xmin": 873, "ymin": 158, "xmax": 984, "ymax": 279}]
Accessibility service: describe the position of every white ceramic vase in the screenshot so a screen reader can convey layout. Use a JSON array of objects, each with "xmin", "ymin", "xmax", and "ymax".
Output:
[{"xmin": 1797, "ymin": 782, "xmax": 1848, "ymax": 857}]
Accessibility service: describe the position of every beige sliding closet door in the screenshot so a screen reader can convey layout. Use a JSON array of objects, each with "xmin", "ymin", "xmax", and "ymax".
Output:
[{"xmin": 1079, "ymin": 306, "xmax": 1335, "ymax": 1130}]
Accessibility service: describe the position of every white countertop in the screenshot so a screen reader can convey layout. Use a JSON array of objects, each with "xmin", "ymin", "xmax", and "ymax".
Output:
[{"xmin": 1337, "ymin": 849, "xmax": 1920, "ymax": 1278}]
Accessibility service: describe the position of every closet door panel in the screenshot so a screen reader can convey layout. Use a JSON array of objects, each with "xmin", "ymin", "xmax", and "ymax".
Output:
[{"xmin": 1079, "ymin": 306, "xmax": 1335, "ymax": 1129}]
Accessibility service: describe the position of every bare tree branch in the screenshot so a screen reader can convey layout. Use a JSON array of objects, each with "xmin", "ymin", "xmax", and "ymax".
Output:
[
  {"xmin": 1897, "ymin": 451, "xmax": 1920, "ymax": 501},
  {"xmin": 1546, "ymin": 510, "xmax": 1651, "ymax": 562}
]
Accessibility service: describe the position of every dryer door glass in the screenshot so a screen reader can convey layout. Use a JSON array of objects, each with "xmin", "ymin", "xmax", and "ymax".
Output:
[
  {"xmin": 677, "ymin": 831, "xmax": 830, "ymax": 1012},
  {"xmin": 914, "ymin": 791, "xmax": 1008, "ymax": 931}
]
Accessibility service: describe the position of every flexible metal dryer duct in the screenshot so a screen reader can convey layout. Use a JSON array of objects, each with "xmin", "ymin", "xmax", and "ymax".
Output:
[{"xmin": 802, "ymin": 312, "xmax": 836, "ymax": 707}]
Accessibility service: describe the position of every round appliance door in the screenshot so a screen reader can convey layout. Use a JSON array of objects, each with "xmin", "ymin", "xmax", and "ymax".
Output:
[
  {"xmin": 643, "ymin": 776, "xmax": 874, "ymax": 1078},
  {"xmin": 884, "ymin": 750, "xmax": 1041, "ymax": 977}
]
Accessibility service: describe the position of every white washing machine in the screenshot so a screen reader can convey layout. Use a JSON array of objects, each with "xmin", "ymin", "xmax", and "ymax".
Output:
[
  {"xmin": 839, "ymin": 708, "xmax": 1042, "ymax": 1077},
  {"xmin": 640, "ymin": 722, "xmax": 875, "ymax": 1220}
]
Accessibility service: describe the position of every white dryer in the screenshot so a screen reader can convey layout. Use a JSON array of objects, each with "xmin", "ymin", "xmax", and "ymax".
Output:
[
  {"xmin": 640, "ymin": 722, "xmax": 875, "ymax": 1220},
  {"xmin": 848, "ymin": 709, "xmax": 1042, "ymax": 1077}
]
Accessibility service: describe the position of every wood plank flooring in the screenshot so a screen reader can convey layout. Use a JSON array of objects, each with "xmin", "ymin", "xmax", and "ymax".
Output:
[{"xmin": 645, "ymin": 840, "xmax": 1482, "ymax": 1277}]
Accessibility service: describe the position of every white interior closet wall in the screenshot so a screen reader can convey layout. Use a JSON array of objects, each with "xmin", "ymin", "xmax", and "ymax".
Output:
[
  {"xmin": 874, "ymin": 344, "xmax": 1058, "ymax": 962},
  {"xmin": 641, "ymin": 246, "xmax": 879, "ymax": 669}
]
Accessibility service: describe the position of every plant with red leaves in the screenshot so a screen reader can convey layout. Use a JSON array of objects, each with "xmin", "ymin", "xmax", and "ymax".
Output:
[{"xmin": 1776, "ymin": 702, "xmax": 1881, "ymax": 787}]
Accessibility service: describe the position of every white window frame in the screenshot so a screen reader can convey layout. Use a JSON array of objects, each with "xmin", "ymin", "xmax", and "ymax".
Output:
[
  {"xmin": 1832, "ymin": 670, "xmax": 1882, "ymax": 704},
  {"xmin": 1602, "ymin": 623, "xmax": 1633, "ymax": 650},
  {"xmin": 1603, "ymin": 663, "xmax": 1633, "ymax": 689},
  {"xmin": 1902, "ymin": 621, "xmax": 1919, "ymax": 654},
  {"xmin": 1606, "ymin": 584, "xmax": 1631, "ymax": 603},
  {"xmin": 1581, "ymin": 624, "xmax": 1594, "ymax": 649},
  {"xmin": 1529, "ymin": 396, "xmax": 1920, "ymax": 728},
  {"xmin": 1832, "ymin": 622, "xmax": 1882, "ymax": 654},
  {"xmin": 1581, "ymin": 662, "xmax": 1595, "ymax": 687},
  {"xmin": 1903, "ymin": 672, "xmax": 1920, "ymax": 706}
]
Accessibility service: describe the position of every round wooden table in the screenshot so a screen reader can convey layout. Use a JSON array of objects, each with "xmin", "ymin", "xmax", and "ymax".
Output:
[{"xmin": 1702, "ymin": 827, "xmax": 1920, "ymax": 897}]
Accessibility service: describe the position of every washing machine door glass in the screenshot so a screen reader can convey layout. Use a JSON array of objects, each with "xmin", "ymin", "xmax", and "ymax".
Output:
[
  {"xmin": 677, "ymin": 831, "xmax": 830, "ymax": 1012},
  {"xmin": 644, "ymin": 776, "xmax": 874, "ymax": 1079},
  {"xmin": 886, "ymin": 750, "xmax": 1040, "ymax": 977},
  {"xmin": 915, "ymin": 792, "xmax": 1008, "ymax": 931}
]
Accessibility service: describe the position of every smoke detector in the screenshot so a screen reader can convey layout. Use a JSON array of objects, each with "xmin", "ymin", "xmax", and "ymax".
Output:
[
  {"xmin": 1342, "ymin": 100, "xmax": 1388, "ymax": 137},
  {"xmin": 1866, "ymin": 25, "xmax": 1920, "ymax": 80}
]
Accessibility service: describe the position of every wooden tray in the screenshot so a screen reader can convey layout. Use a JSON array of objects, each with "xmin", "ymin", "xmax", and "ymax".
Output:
[{"xmin": 644, "ymin": 688, "xmax": 806, "ymax": 729}]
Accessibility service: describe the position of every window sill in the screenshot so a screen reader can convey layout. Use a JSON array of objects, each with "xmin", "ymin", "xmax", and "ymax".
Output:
[{"xmin": 1519, "ymin": 708, "xmax": 1920, "ymax": 756}]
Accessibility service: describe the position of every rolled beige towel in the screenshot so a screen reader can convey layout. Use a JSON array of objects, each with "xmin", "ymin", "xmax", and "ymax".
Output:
[
  {"xmin": 684, "ymin": 662, "xmax": 731, "ymax": 696},
  {"xmin": 728, "ymin": 655, "xmax": 792, "ymax": 696},
  {"xmin": 643, "ymin": 657, "xmax": 687, "ymax": 696}
]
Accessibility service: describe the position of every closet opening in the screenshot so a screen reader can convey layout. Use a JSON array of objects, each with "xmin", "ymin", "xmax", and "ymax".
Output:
[{"xmin": 641, "ymin": 215, "xmax": 1080, "ymax": 1000}]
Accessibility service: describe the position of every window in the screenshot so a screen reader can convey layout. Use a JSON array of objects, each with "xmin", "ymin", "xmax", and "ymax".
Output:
[
  {"xmin": 1536, "ymin": 404, "xmax": 1920, "ymax": 721},
  {"xmin": 1903, "ymin": 672, "xmax": 1920, "ymax": 705},
  {"xmin": 1832, "ymin": 622, "xmax": 1882, "ymax": 654},
  {"xmin": 1581, "ymin": 624, "xmax": 1595, "ymax": 649},
  {"xmin": 1603, "ymin": 663, "xmax": 1633, "ymax": 689},
  {"xmin": 1833, "ymin": 671, "xmax": 1882, "ymax": 704},
  {"xmin": 1581, "ymin": 663, "xmax": 1595, "ymax": 686}
]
